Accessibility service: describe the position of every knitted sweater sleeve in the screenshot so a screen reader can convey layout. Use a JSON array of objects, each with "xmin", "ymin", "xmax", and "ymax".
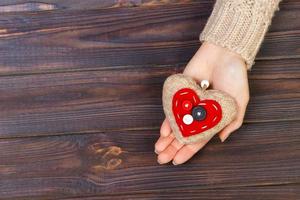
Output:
[{"xmin": 200, "ymin": 0, "xmax": 281, "ymax": 69}]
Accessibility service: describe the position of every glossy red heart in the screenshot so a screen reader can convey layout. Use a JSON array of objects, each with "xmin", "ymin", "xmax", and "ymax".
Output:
[{"xmin": 172, "ymin": 88, "xmax": 222, "ymax": 137}]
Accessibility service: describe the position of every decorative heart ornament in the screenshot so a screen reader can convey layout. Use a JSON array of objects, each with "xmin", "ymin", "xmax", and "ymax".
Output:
[{"xmin": 162, "ymin": 74, "xmax": 238, "ymax": 144}]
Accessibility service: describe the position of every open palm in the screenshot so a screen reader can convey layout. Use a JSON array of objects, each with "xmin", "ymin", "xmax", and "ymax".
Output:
[{"xmin": 155, "ymin": 42, "xmax": 249, "ymax": 165}]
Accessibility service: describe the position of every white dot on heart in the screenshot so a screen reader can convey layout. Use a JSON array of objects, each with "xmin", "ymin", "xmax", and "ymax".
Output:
[{"xmin": 183, "ymin": 114, "xmax": 193, "ymax": 125}]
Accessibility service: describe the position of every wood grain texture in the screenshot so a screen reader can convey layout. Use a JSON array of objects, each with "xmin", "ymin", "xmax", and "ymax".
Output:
[
  {"xmin": 0, "ymin": 1, "xmax": 299, "ymax": 75},
  {"xmin": 0, "ymin": 67, "xmax": 299, "ymax": 138},
  {"xmin": 0, "ymin": 121, "xmax": 300, "ymax": 199},
  {"xmin": 65, "ymin": 185, "xmax": 300, "ymax": 200},
  {"xmin": 0, "ymin": 0, "xmax": 299, "ymax": 199},
  {"xmin": 0, "ymin": 0, "xmax": 202, "ymax": 11},
  {"xmin": 67, "ymin": 185, "xmax": 300, "ymax": 200}
]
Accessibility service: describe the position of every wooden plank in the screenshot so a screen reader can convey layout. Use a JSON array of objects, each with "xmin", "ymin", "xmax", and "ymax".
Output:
[
  {"xmin": 0, "ymin": 3, "xmax": 211, "ymax": 75},
  {"xmin": 0, "ymin": 1, "xmax": 299, "ymax": 75},
  {"xmin": 0, "ymin": 121, "xmax": 299, "ymax": 199},
  {"xmin": 249, "ymin": 59, "xmax": 300, "ymax": 79},
  {"xmin": 0, "ymin": 67, "xmax": 299, "ymax": 138},
  {"xmin": 0, "ymin": 0, "xmax": 296, "ymax": 12},
  {"xmin": 65, "ymin": 185, "xmax": 300, "ymax": 200},
  {"xmin": 0, "ymin": 0, "xmax": 202, "ymax": 11}
]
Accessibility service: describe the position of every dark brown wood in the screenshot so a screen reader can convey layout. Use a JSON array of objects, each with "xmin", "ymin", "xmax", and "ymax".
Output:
[
  {"xmin": 0, "ymin": 67, "xmax": 299, "ymax": 138},
  {"xmin": 0, "ymin": 1, "xmax": 299, "ymax": 76},
  {"xmin": 0, "ymin": 121, "xmax": 300, "ymax": 199},
  {"xmin": 0, "ymin": 0, "xmax": 202, "ymax": 11},
  {"xmin": 66, "ymin": 185, "xmax": 300, "ymax": 200},
  {"xmin": 0, "ymin": 0, "xmax": 299, "ymax": 199}
]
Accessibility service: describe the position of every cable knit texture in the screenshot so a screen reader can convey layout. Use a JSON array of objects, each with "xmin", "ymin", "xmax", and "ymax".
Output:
[{"xmin": 200, "ymin": 0, "xmax": 281, "ymax": 69}]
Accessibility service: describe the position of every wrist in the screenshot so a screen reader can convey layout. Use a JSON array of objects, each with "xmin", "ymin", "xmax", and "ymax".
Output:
[{"xmin": 200, "ymin": 42, "xmax": 246, "ymax": 69}]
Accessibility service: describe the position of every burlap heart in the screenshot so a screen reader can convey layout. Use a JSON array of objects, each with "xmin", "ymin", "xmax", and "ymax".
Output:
[{"xmin": 162, "ymin": 74, "xmax": 238, "ymax": 144}]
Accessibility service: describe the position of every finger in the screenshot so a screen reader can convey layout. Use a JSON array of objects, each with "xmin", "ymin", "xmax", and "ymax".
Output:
[
  {"xmin": 160, "ymin": 118, "xmax": 171, "ymax": 137},
  {"xmin": 155, "ymin": 133, "xmax": 175, "ymax": 154},
  {"xmin": 157, "ymin": 138, "xmax": 184, "ymax": 164},
  {"xmin": 172, "ymin": 138, "xmax": 211, "ymax": 165},
  {"xmin": 219, "ymin": 119, "xmax": 243, "ymax": 142}
]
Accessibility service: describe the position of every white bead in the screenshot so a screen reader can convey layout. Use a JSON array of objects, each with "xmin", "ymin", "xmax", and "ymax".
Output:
[
  {"xmin": 183, "ymin": 114, "xmax": 193, "ymax": 125},
  {"xmin": 200, "ymin": 80, "xmax": 210, "ymax": 89}
]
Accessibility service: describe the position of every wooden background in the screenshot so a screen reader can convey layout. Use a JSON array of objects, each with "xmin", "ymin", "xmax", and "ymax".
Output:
[{"xmin": 0, "ymin": 0, "xmax": 299, "ymax": 199}]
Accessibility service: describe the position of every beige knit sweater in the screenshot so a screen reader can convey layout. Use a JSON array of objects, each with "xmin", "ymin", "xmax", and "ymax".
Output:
[{"xmin": 200, "ymin": 0, "xmax": 281, "ymax": 69}]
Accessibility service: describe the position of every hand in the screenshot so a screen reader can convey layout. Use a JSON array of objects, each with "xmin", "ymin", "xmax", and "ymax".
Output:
[{"xmin": 155, "ymin": 42, "xmax": 250, "ymax": 165}]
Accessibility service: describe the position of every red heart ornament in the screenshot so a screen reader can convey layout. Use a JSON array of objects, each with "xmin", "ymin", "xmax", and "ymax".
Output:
[
  {"xmin": 163, "ymin": 74, "xmax": 237, "ymax": 144},
  {"xmin": 173, "ymin": 88, "xmax": 222, "ymax": 137}
]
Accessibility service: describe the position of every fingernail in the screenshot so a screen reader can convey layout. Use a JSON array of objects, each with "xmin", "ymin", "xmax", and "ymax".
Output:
[
  {"xmin": 221, "ymin": 135, "xmax": 229, "ymax": 142},
  {"xmin": 154, "ymin": 149, "xmax": 159, "ymax": 154},
  {"xmin": 157, "ymin": 158, "xmax": 163, "ymax": 164},
  {"xmin": 220, "ymin": 137, "xmax": 225, "ymax": 142},
  {"xmin": 172, "ymin": 160, "xmax": 178, "ymax": 165}
]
